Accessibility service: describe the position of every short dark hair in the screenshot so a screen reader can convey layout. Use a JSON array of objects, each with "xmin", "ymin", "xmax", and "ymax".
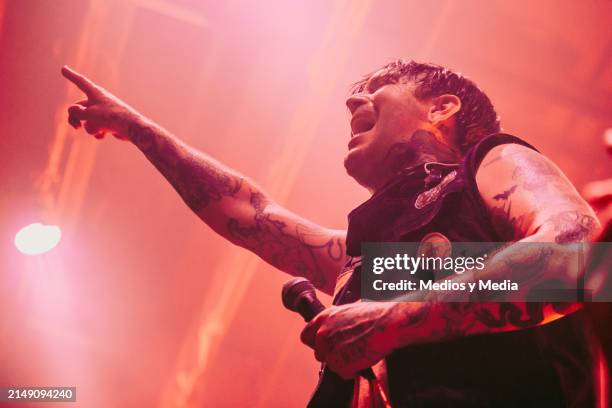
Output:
[{"xmin": 351, "ymin": 60, "xmax": 501, "ymax": 152}]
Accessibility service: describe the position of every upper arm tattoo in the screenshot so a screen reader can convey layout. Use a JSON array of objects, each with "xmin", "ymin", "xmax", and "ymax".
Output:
[
  {"xmin": 488, "ymin": 182, "xmax": 536, "ymax": 240},
  {"xmin": 227, "ymin": 189, "xmax": 344, "ymax": 292},
  {"xmin": 547, "ymin": 210, "xmax": 597, "ymax": 243},
  {"xmin": 484, "ymin": 148, "xmax": 597, "ymax": 242}
]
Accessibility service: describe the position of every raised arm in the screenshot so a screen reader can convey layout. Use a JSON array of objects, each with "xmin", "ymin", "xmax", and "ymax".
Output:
[{"xmin": 61, "ymin": 66, "xmax": 345, "ymax": 294}]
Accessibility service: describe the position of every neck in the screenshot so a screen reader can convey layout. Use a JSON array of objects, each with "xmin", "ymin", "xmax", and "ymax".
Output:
[{"xmin": 371, "ymin": 129, "xmax": 461, "ymax": 193}]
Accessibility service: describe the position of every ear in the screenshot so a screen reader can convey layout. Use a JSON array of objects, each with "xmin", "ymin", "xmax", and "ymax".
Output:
[{"xmin": 427, "ymin": 94, "xmax": 461, "ymax": 125}]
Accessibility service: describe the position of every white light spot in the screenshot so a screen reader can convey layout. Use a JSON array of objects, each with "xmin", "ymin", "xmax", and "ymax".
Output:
[{"xmin": 14, "ymin": 223, "xmax": 62, "ymax": 255}]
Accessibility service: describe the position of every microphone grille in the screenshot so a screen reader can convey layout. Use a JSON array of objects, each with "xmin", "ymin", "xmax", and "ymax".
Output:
[{"xmin": 281, "ymin": 277, "xmax": 316, "ymax": 311}]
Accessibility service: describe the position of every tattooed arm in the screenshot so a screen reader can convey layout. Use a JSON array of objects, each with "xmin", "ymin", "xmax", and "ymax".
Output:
[
  {"xmin": 386, "ymin": 144, "xmax": 600, "ymax": 341},
  {"xmin": 302, "ymin": 143, "xmax": 601, "ymax": 378},
  {"xmin": 128, "ymin": 118, "xmax": 345, "ymax": 294},
  {"xmin": 61, "ymin": 66, "xmax": 345, "ymax": 295}
]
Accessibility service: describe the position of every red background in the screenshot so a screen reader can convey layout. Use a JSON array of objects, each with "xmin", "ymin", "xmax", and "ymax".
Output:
[{"xmin": 0, "ymin": 0, "xmax": 610, "ymax": 406}]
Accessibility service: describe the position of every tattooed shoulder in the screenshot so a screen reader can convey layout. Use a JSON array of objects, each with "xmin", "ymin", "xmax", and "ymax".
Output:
[{"xmin": 477, "ymin": 144, "xmax": 599, "ymax": 241}]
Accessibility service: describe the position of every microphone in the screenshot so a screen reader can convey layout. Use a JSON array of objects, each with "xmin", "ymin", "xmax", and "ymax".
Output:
[
  {"xmin": 282, "ymin": 277, "xmax": 376, "ymax": 381},
  {"xmin": 282, "ymin": 277, "xmax": 325, "ymax": 322}
]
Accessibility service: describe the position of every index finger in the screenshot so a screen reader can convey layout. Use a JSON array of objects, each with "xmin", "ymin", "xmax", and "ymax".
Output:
[{"xmin": 61, "ymin": 65, "xmax": 101, "ymax": 97}]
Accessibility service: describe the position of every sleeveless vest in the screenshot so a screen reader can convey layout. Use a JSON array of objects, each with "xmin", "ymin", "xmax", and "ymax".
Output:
[{"xmin": 307, "ymin": 134, "xmax": 595, "ymax": 407}]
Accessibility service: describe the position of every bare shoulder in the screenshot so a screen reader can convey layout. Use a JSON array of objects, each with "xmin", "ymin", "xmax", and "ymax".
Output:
[
  {"xmin": 476, "ymin": 143, "xmax": 562, "ymax": 199},
  {"xmin": 475, "ymin": 143, "xmax": 599, "ymax": 241}
]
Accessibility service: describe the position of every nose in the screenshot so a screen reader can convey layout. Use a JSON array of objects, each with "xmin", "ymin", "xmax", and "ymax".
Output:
[{"xmin": 346, "ymin": 94, "xmax": 370, "ymax": 115}]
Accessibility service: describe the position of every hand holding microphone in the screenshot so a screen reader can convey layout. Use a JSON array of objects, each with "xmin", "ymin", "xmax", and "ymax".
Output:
[
  {"xmin": 282, "ymin": 277, "xmax": 393, "ymax": 406},
  {"xmin": 282, "ymin": 277, "xmax": 377, "ymax": 381}
]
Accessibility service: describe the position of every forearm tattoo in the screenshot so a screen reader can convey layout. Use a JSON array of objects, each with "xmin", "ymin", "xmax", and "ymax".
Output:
[
  {"xmin": 396, "ymin": 231, "xmax": 586, "ymax": 343},
  {"xmin": 127, "ymin": 121, "xmax": 243, "ymax": 213},
  {"xmin": 399, "ymin": 300, "xmax": 579, "ymax": 346},
  {"xmin": 327, "ymin": 310, "xmax": 389, "ymax": 366},
  {"xmin": 126, "ymin": 121, "xmax": 343, "ymax": 290},
  {"xmin": 227, "ymin": 190, "xmax": 344, "ymax": 290}
]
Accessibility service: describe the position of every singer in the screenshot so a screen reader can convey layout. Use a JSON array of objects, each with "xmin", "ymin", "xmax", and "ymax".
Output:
[{"xmin": 62, "ymin": 60, "xmax": 601, "ymax": 407}]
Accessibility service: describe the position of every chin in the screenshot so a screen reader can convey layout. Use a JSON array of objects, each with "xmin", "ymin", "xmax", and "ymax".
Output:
[
  {"xmin": 343, "ymin": 148, "xmax": 359, "ymax": 174},
  {"xmin": 344, "ymin": 149, "xmax": 372, "ymax": 189}
]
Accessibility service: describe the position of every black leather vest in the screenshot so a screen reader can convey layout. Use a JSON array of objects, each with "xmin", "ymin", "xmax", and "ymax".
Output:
[{"xmin": 307, "ymin": 134, "xmax": 595, "ymax": 407}]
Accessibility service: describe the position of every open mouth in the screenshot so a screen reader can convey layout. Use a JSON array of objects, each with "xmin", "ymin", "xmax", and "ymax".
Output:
[{"xmin": 350, "ymin": 110, "xmax": 376, "ymax": 136}]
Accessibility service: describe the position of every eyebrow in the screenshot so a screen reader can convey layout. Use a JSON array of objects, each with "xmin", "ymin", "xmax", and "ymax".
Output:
[
  {"xmin": 366, "ymin": 73, "xmax": 396, "ymax": 93},
  {"xmin": 365, "ymin": 75, "xmax": 383, "ymax": 93}
]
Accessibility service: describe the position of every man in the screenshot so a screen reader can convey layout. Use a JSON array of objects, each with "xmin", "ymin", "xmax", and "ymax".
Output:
[{"xmin": 62, "ymin": 60, "xmax": 601, "ymax": 407}]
